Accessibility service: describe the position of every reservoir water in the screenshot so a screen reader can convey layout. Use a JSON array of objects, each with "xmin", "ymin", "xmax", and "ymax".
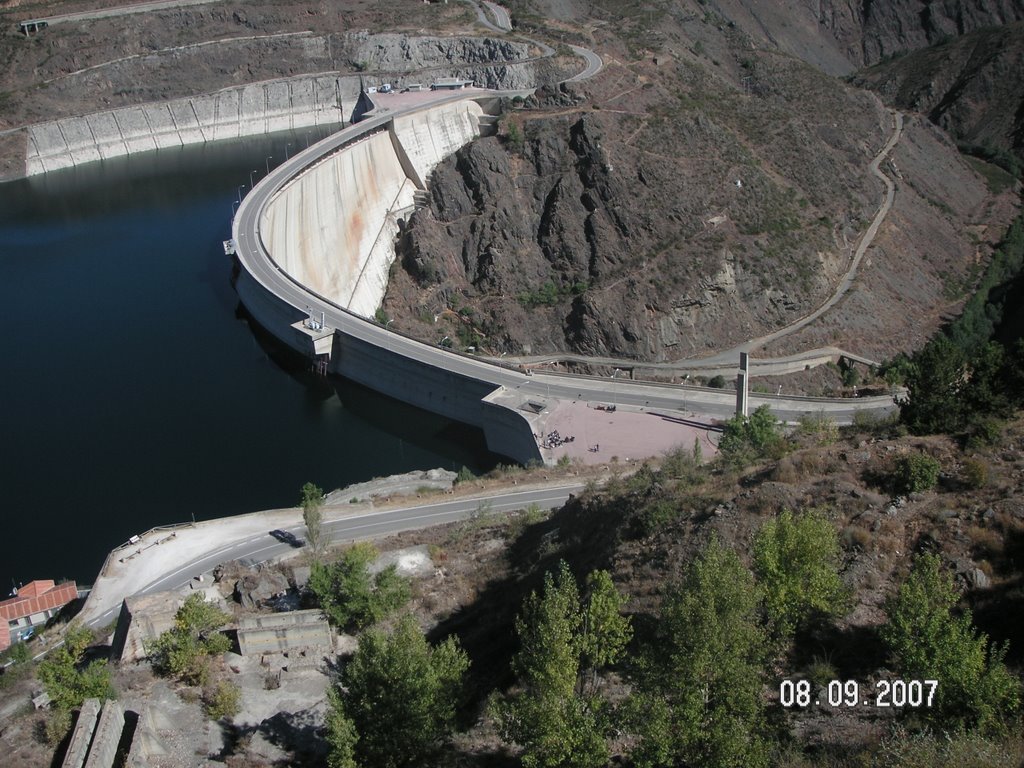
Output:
[{"xmin": 0, "ymin": 131, "xmax": 498, "ymax": 593}]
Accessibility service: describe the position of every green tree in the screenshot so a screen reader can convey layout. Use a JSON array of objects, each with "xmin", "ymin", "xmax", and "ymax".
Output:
[
  {"xmin": 148, "ymin": 594, "xmax": 231, "ymax": 684},
  {"xmin": 753, "ymin": 509, "xmax": 847, "ymax": 638},
  {"xmin": 309, "ymin": 542, "xmax": 410, "ymax": 631},
  {"xmin": 37, "ymin": 624, "xmax": 116, "ymax": 711},
  {"xmin": 962, "ymin": 341, "xmax": 1014, "ymax": 419},
  {"xmin": 881, "ymin": 554, "xmax": 1021, "ymax": 733},
  {"xmin": 718, "ymin": 404, "xmax": 784, "ymax": 467},
  {"xmin": 326, "ymin": 615, "xmax": 468, "ymax": 768},
  {"xmin": 498, "ymin": 562, "xmax": 623, "ymax": 768},
  {"xmin": 302, "ymin": 481, "xmax": 325, "ymax": 557},
  {"xmin": 580, "ymin": 570, "xmax": 633, "ymax": 682},
  {"xmin": 631, "ymin": 538, "xmax": 769, "ymax": 768},
  {"xmin": 900, "ymin": 336, "xmax": 967, "ymax": 434}
]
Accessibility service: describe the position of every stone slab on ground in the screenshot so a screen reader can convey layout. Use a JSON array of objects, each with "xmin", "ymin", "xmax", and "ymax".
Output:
[{"xmin": 324, "ymin": 468, "xmax": 457, "ymax": 504}]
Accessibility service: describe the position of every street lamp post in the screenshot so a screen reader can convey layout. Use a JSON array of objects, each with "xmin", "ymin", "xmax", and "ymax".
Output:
[
  {"xmin": 249, "ymin": 169, "xmax": 257, "ymax": 188},
  {"xmin": 237, "ymin": 184, "xmax": 245, "ymax": 203},
  {"xmin": 284, "ymin": 143, "xmax": 292, "ymax": 160},
  {"xmin": 265, "ymin": 156, "xmax": 273, "ymax": 175}
]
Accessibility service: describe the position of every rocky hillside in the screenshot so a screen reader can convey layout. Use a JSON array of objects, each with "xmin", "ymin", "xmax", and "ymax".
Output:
[
  {"xmin": 853, "ymin": 22, "xmax": 1024, "ymax": 165},
  {"xmin": 0, "ymin": 0, "xmax": 573, "ymax": 178},
  {"xmin": 709, "ymin": 0, "xmax": 1024, "ymax": 72},
  {"xmin": 383, "ymin": 8, "xmax": 1015, "ymax": 365}
]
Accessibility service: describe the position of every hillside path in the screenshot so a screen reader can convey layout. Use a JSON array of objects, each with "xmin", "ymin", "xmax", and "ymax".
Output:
[{"xmin": 500, "ymin": 110, "xmax": 905, "ymax": 374}]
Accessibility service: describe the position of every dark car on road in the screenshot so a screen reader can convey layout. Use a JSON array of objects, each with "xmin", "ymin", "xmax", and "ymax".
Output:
[{"xmin": 269, "ymin": 529, "xmax": 303, "ymax": 547}]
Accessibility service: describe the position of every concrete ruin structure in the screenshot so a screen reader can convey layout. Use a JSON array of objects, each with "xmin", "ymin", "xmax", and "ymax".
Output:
[
  {"xmin": 108, "ymin": 592, "xmax": 184, "ymax": 663},
  {"xmin": 61, "ymin": 699, "xmax": 124, "ymax": 768},
  {"xmin": 236, "ymin": 609, "xmax": 332, "ymax": 656}
]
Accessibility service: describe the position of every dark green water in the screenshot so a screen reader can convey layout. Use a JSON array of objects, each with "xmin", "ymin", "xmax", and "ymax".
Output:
[{"xmin": 0, "ymin": 131, "xmax": 496, "ymax": 593}]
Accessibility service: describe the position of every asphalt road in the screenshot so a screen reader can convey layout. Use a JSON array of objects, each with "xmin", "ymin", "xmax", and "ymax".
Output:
[
  {"xmin": 85, "ymin": 484, "xmax": 583, "ymax": 629},
  {"xmin": 19, "ymin": 0, "xmax": 219, "ymax": 26},
  {"xmin": 482, "ymin": 1, "xmax": 513, "ymax": 32},
  {"xmin": 566, "ymin": 45, "xmax": 603, "ymax": 81}
]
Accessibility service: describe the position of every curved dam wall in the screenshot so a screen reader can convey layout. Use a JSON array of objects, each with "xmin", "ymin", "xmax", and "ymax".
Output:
[
  {"xmin": 260, "ymin": 100, "xmax": 483, "ymax": 318},
  {"xmin": 232, "ymin": 94, "xmax": 544, "ymax": 465}
]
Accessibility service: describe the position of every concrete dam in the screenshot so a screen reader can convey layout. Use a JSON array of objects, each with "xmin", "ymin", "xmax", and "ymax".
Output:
[
  {"xmin": 232, "ymin": 89, "xmax": 549, "ymax": 465},
  {"xmin": 232, "ymin": 88, "xmax": 900, "ymax": 466},
  {"xmin": 260, "ymin": 99, "xmax": 484, "ymax": 318}
]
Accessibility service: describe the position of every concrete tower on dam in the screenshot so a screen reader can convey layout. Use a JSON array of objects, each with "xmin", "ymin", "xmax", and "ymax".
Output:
[{"xmin": 233, "ymin": 89, "xmax": 548, "ymax": 465}]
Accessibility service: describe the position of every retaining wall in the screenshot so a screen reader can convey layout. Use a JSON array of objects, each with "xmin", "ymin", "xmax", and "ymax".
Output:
[{"xmin": 26, "ymin": 75, "xmax": 356, "ymax": 175}]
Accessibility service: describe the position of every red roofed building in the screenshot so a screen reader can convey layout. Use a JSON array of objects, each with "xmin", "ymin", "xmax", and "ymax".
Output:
[{"xmin": 0, "ymin": 580, "xmax": 78, "ymax": 651}]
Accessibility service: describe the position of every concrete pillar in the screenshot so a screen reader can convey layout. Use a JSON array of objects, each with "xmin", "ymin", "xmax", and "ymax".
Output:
[
  {"xmin": 61, "ymin": 698, "xmax": 101, "ymax": 768},
  {"xmin": 735, "ymin": 352, "xmax": 750, "ymax": 418},
  {"xmin": 84, "ymin": 700, "xmax": 125, "ymax": 768}
]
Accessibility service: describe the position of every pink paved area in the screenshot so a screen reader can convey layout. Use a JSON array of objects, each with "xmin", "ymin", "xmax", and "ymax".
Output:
[{"xmin": 536, "ymin": 401, "xmax": 720, "ymax": 465}]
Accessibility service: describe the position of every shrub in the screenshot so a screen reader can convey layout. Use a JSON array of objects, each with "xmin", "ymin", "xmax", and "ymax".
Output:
[
  {"xmin": 38, "ymin": 624, "xmax": 116, "ymax": 711},
  {"xmin": 753, "ymin": 509, "xmax": 847, "ymax": 638},
  {"xmin": 796, "ymin": 411, "xmax": 838, "ymax": 445},
  {"xmin": 708, "ymin": 375, "xmax": 727, "ymax": 388},
  {"xmin": 148, "ymin": 594, "xmax": 231, "ymax": 685},
  {"xmin": 718, "ymin": 405, "xmax": 785, "ymax": 467},
  {"xmin": 893, "ymin": 453, "xmax": 941, "ymax": 494},
  {"xmin": 962, "ymin": 458, "xmax": 990, "ymax": 489},
  {"xmin": 203, "ymin": 680, "xmax": 241, "ymax": 721},
  {"xmin": 632, "ymin": 499, "xmax": 682, "ymax": 538},
  {"xmin": 42, "ymin": 708, "xmax": 72, "ymax": 746},
  {"xmin": 309, "ymin": 542, "xmax": 411, "ymax": 631},
  {"xmin": 966, "ymin": 418, "xmax": 1003, "ymax": 449},
  {"xmin": 840, "ymin": 525, "xmax": 872, "ymax": 551}
]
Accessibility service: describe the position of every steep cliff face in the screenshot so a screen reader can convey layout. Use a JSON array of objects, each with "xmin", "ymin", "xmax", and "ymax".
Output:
[
  {"xmin": 710, "ymin": 0, "xmax": 1024, "ymax": 72},
  {"xmin": 827, "ymin": 0, "xmax": 1024, "ymax": 65},
  {"xmin": 853, "ymin": 22, "xmax": 1024, "ymax": 159}
]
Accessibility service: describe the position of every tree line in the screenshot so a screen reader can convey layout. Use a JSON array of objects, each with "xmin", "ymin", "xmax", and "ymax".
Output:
[
  {"xmin": 318, "ymin": 509, "xmax": 1020, "ymax": 767},
  {"xmin": 885, "ymin": 214, "xmax": 1024, "ymax": 437}
]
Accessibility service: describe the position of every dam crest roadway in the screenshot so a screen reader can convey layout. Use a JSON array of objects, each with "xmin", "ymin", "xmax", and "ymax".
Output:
[{"xmin": 230, "ymin": 81, "xmax": 898, "ymax": 467}]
